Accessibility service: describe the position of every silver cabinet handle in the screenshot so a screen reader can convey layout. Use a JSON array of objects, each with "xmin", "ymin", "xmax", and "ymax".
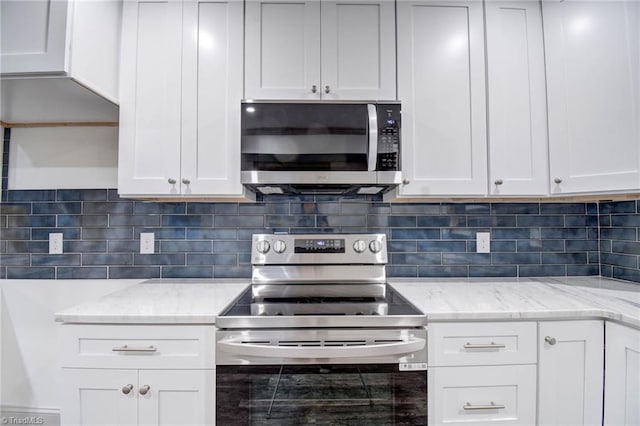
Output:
[
  {"xmin": 182, "ymin": 178, "xmax": 190, "ymax": 185},
  {"xmin": 367, "ymin": 104, "xmax": 378, "ymax": 171},
  {"xmin": 402, "ymin": 179, "xmax": 410, "ymax": 185},
  {"xmin": 122, "ymin": 384, "xmax": 134, "ymax": 395},
  {"xmin": 168, "ymin": 178, "xmax": 177, "ymax": 185},
  {"xmin": 545, "ymin": 336, "xmax": 557, "ymax": 345},
  {"xmin": 464, "ymin": 401, "xmax": 505, "ymax": 411},
  {"xmin": 554, "ymin": 177, "xmax": 562, "ymax": 184},
  {"xmin": 463, "ymin": 342, "xmax": 506, "ymax": 349},
  {"xmin": 139, "ymin": 385, "xmax": 150, "ymax": 395},
  {"xmin": 494, "ymin": 179, "xmax": 503, "ymax": 185},
  {"xmin": 112, "ymin": 345, "xmax": 158, "ymax": 353},
  {"xmin": 311, "ymin": 85, "xmax": 317, "ymax": 93},
  {"xmin": 325, "ymin": 85, "xmax": 330, "ymax": 94}
]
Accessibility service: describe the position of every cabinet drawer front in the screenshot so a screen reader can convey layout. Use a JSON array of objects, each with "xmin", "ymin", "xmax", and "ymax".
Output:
[
  {"xmin": 428, "ymin": 322, "xmax": 537, "ymax": 366},
  {"xmin": 429, "ymin": 365, "xmax": 537, "ymax": 425},
  {"xmin": 60, "ymin": 324, "xmax": 215, "ymax": 369}
]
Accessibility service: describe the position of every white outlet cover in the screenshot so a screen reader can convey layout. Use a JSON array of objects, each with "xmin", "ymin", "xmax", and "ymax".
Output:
[
  {"xmin": 476, "ymin": 232, "xmax": 491, "ymax": 253},
  {"xmin": 49, "ymin": 233, "xmax": 63, "ymax": 254},
  {"xmin": 140, "ymin": 232, "xmax": 155, "ymax": 254}
]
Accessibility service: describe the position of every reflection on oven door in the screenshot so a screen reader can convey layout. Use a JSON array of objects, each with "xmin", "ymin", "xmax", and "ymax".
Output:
[{"xmin": 216, "ymin": 364, "xmax": 427, "ymax": 425}]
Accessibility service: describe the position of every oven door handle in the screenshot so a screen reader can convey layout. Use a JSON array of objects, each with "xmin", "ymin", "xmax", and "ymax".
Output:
[{"xmin": 218, "ymin": 338, "xmax": 425, "ymax": 359}]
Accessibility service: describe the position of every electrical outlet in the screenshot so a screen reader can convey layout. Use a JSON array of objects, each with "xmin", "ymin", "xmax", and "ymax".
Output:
[
  {"xmin": 140, "ymin": 232, "xmax": 155, "ymax": 254},
  {"xmin": 476, "ymin": 232, "xmax": 491, "ymax": 253},
  {"xmin": 49, "ymin": 233, "xmax": 63, "ymax": 254}
]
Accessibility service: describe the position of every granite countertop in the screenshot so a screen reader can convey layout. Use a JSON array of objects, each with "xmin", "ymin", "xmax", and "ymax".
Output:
[{"xmin": 55, "ymin": 276, "xmax": 640, "ymax": 328}]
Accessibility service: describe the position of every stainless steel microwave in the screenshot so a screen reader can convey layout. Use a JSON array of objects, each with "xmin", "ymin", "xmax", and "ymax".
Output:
[{"xmin": 240, "ymin": 101, "xmax": 401, "ymax": 195}]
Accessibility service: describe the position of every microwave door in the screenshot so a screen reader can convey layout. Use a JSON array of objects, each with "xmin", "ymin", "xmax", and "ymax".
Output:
[{"xmin": 367, "ymin": 104, "xmax": 378, "ymax": 172}]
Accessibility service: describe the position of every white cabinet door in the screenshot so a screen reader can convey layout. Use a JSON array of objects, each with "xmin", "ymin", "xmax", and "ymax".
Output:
[
  {"xmin": 538, "ymin": 320, "xmax": 604, "ymax": 426},
  {"xmin": 604, "ymin": 322, "xmax": 640, "ymax": 426},
  {"xmin": 320, "ymin": 0, "xmax": 396, "ymax": 100},
  {"xmin": 429, "ymin": 365, "xmax": 537, "ymax": 425},
  {"xmin": 245, "ymin": 0, "xmax": 321, "ymax": 99},
  {"xmin": 485, "ymin": 0, "xmax": 548, "ymax": 196},
  {"xmin": 0, "ymin": 0, "xmax": 68, "ymax": 74},
  {"xmin": 118, "ymin": 0, "xmax": 184, "ymax": 196},
  {"xmin": 397, "ymin": 0, "xmax": 487, "ymax": 196},
  {"xmin": 138, "ymin": 370, "xmax": 215, "ymax": 426},
  {"xmin": 181, "ymin": 0, "xmax": 244, "ymax": 196},
  {"xmin": 543, "ymin": 0, "xmax": 640, "ymax": 194},
  {"xmin": 62, "ymin": 369, "xmax": 138, "ymax": 426}
]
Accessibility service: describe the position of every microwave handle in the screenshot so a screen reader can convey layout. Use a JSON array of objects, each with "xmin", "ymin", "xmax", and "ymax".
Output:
[{"xmin": 367, "ymin": 104, "xmax": 378, "ymax": 171}]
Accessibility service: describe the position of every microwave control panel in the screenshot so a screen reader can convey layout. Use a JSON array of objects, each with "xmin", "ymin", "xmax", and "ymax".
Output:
[{"xmin": 377, "ymin": 104, "xmax": 401, "ymax": 171}]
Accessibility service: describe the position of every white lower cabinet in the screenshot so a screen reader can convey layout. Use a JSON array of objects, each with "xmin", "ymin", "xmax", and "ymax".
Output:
[
  {"xmin": 538, "ymin": 320, "xmax": 604, "ymax": 426},
  {"xmin": 59, "ymin": 324, "xmax": 216, "ymax": 426},
  {"xmin": 604, "ymin": 322, "xmax": 640, "ymax": 426}
]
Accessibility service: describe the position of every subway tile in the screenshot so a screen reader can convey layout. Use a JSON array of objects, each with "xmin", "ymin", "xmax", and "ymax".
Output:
[
  {"xmin": 239, "ymin": 203, "xmax": 289, "ymax": 215},
  {"xmin": 0, "ymin": 203, "xmax": 31, "ymax": 214},
  {"xmin": 239, "ymin": 253, "xmax": 252, "ymax": 264},
  {"xmin": 7, "ymin": 215, "xmax": 56, "ymax": 227},
  {"xmin": 567, "ymin": 264, "xmax": 600, "ymax": 276},
  {"xmin": 480, "ymin": 240, "xmax": 516, "ymax": 252},
  {"xmin": 442, "ymin": 253, "xmax": 491, "ymax": 265},
  {"xmin": 587, "ymin": 227, "xmax": 599, "ymax": 240},
  {"xmin": 519, "ymin": 264, "xmax": 566, "ymax": 277},
  {"xmin": 611, "ymin": 215, "xmax": 640, "ymax": 227},
  {"xmin": 32, "ymin": 254, "xmax": 81, "ymax": 266},
  {"xmin": 600, "ymin": 227, "xmax": 636, "ymax": 241},
  {"xmin": 600, "ymin": 252, "xmax": 638, "ymax": 268},
  {"xmin": 109, "ymin": 215, "xmax": 161, "ymax": 227},
  {"xmin": 387, "ymin": 266, "xmax": 418, "ymax": 277},
  {"xmin": 339, "ymin": 203, "xmax": 370, "ymax": 215},
  {"xmin": 612, "ymin": 267, "xmax": 640, "ymax": 283},
  {"xmin": 109, "ymin": 266, "xmax": 160, "ymax": 279},
  {"xmin": 470, "ymin": 266, "xmax": 518, "ymax": 277},
  {"xmin": 162, "ymin": 215, "xmax": 213, "ymax": 227},
  {"xmin": 187, "ymin": 254, "xmax": 237, "ymax": 265},
  {"xmin": 238, "ymin": 228, "xmax": 272, "ymax": 240},
  {"xmin": 418, "ymin": 216, "xmax": 466, "ymax": 227},
  {"xmin": 58, "ymin": 215, "xmax": 109, "ymax": 227},
  {"xmin": 492, "ymin": 228, "xmax": 540, "ymax": 240},
  {"xmin": 387, "ymin": 241, "xmax": 417, "ymax": 252},
  {"xmin": 540, "ymin": 203, "xmax": 586, "ymax": 215},
  {"xmin": 367, "ymin": 204, "xmax": 391, "ymax": 214},
  {"xmin": 491, "ymin": 203, "xmax": 539, "ymax": 215},
  {"xmin": 32, "ymin": 228, "xmax": 81, "ymax": 240},
  {"xmin": 186, "ymin": 228, "xmax": 237, "ymax": 240},
  {"xmin": 516, "ymin": 215, "xmax": 564, "ymax": 227},
  {"xmin": 417, "ymin": 241, "xmax": 466, "ymax": 252},
  {"xmin": 161, "ymin": 266, "xmax": 213, "ymax": 279},
  {"xmin": 83, "ymin": 228, "xmax": 133, "ymax": 240},
  {"xmin": 0, "ymin": 254, "xmax": 30, "ymax": 266},
  {"xmin": 441, "ymin": 229, "xmax": 484, "ymax": 240},
  {"xmin": 600, "ymin": 264, "xmax": 613, "ymax": 277},
  {"xmin": 83, "ymin": 253, "xmax": 133, "ymax": 266},
  {"xmin": 564, "ymin": 215, "xmax": 598, "ymax": 227},
  {"xmin": 367, "ymin": 215, "xmax": 416, "ymax": 227},
  {"xmin": 217, "ymin": 215, "xmax": 265, "ymax": 227},
  {"xmin": 442, "ymin": 203, "xmax": 490, "ymax": 215},
  {"xmin": 542, "ymin": 252, "xmax": 587, "ymax": 265},
  {"xmin": 418, "ymin": 266, "xmax": 467, "ymax": 278},
  {"xmin": 32, "ymin": 202, "xmax": 81, "ymax": 215},
  {"xmin": 324, "ymin": 215, "xmax": 366, "ymax": 227},
  {"xmin": 587, "ymin": 203, "xmax": 598, "ymax": 215},
  {"xmin": 391, "ymin": 228, "xmax": 440, "ymax": 240},
  {"xmin": 57, "ymin": 267, "xmax": 108, "ymax": 279},
  {"xmin": 612, "ymin": 241, "xmax": 640, "ymax": 255},
  {"xmin": 599, "ymin": 215, "xmax": 611, "ymax": 227},
  {"xmin": 391, "ymin": 253, "xmax": 441, "ymax": 265},
  {"xmin": 588, "ymin": 252, "xmax": 600, "ymax": 265},
  {"xmin": 467, "ymin": 215, "xmax": 515, "ymax": 227},
  {"xmin": 8, "ymin": 190, "xmax": 56, "ymax": 202},
  {"xmin": 516, "ymin": 240, "xmax": 565, "ymax": 252},
  {"xmin": 599, "ymin": 201, "xmax": 636, "ymax": 214},
  {"xmin": 540, "ymin": 228, "xmax": 587, "ymax": 239},
  {"xmin": 160, "ymin": 241, "xmax": 212, "ymax": 253},
  {"xmin": 0, "ymin": 267, "xmax": 7, "ymax": 278},
  {"xmin": 599, "ymin": 240, "xmax": 612, "ymax": 253},
  {"xmin": 264, "ymin": 215, "xmax": 311, "ymax": 227},
  {"xmin": 7, "ymin": 267, "xmax": 55, "ymax": 279},
  {"xmin": 0, "ymin": 228, "xmax": 31, "ymax": 240},
  {"xmin": 491, "ymin": 253, "xmax": 541, "ymax": 265},
  {"xmin": 134, "ymin": 253, "xmax": 185, "ymax": 265},
  {"xmin": 134, "ymin": 202, "xmax": 185, "ymax": 214},
  {"xmin": 64, "ymin": 241, "xmax": 107, "ymax": 253},
  {"xmin": 390, "ymin": 204, "xmax": 440, "ymax": 215},
  {"xmin": 213, "ymin": 265, "xmax": 252, "ymax": 278},
  {"xmin": 108, "ymin": 240, "xmax": 155, "ymax": 253},
  {"xmin": 187, "ymin": 203, "xmax": 238, "ymax": 214},
  {"xmin": 134, "ymin": 227, "xmax": 185, "ymax": 240},
  {"xmin": 6, "ymin": 241, "xmax": 48, "ymax": 253},
  {"xmin": 57, "ymin": 189, "xmax": 108, "ymax": 201},
  {"xmin": 214, "ymin": 241, "xmax": 252, "ymax": 253},
  {"xmin": 289, "ymin": 202, "xmax": 335, "ymax": 215},
  {"xmin": 565, "ymin": 240, "xmax": 599, "ymax": 251}
]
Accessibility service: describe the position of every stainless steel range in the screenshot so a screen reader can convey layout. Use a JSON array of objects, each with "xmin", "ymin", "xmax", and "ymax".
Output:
[{"xmin": 215, "ymin": 234, "xmax": 427, "ymax": 425}]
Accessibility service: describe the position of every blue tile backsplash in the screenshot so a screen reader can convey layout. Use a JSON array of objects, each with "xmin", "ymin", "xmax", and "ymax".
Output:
[{"xmin": 3, "ymin": 188, "xmax": 638, "ymax": 283}]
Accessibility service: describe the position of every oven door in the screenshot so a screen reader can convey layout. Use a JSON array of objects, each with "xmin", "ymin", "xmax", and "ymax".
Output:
[{"xmin": 215, "ymin": 328, "xmax": 427, "ymax": 425}]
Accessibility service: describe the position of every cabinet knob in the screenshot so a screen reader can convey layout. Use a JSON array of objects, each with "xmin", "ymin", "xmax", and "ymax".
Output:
[
  {"xmin": 182, "ymin": 178, "xmax": 191, "ymax": 185},
  {"xmin": 402, "ymin": 179, "xmax": 410, "ymax": 185},
  {"xmin": 325, "ymin": 85, "xmax": 330, "ymax": 94},
  {"xmin": 168, "ymin": 178, "xmax": 177, "ymax": 185},
  {"xmin": 122, "ymin": 384, "xmax": 134, "ymax": 395},
  {"xmin": 553, "ymin": 177, "xmax": 562, "ymax": 184},
  {"xmin": 139, "ymin": 385, "xmax": 150, "ymax": 395},
  {"xmin": 545, "ymin": 336, "xmax": 557, "ymax": 345},
  {"xmin": 311, "ymin": 85, "xmax": 317, "ymax": 93},
  {"xmin": 494, "ymin": 179, "xmax": 503, "ymax": 185}
]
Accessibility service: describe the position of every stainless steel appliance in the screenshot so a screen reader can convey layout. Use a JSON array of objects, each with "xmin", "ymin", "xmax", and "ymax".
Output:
[
  {"xmin": 216, "ymin": 234, "xmax": 427, "ymax": 425},
  {"xmin": 240, "ymin": 101, "xmax": 401, "ymax": 195}
]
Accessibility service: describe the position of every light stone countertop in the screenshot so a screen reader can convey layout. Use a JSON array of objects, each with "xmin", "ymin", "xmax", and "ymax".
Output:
[{"xmin": 54, "ymin": 276, "xmax": 639, "ymax": 328}]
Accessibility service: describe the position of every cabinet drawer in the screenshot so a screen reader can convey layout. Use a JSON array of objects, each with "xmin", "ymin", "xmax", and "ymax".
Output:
[
  {"xmin": 429, "ymin": 365, "xmax": 537, "ymax": 425},
  {"xmin": 60, "ymin": 324, "xmax": 215, "ymax": 369},
  {"xmin": 428, "ymin": 322, "xmax": 536, "ymax": 366}
]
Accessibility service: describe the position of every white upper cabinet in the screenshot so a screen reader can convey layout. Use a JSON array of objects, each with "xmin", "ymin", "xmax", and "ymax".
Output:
[
  {"xmin": 397, "ymin": 0, "xmax": 487, "ymax": 196},
  {"xmin": 485, "ymin": 0, "xmax": 548, "ymax": 196},
  {"xmin": 543, "ymin": 0, "xmax": 640, "ymax": 194},
  {"xmin": 118, "ymin": 0, "xmax": 244, "ymax": 197},
  {"xmin": 245, "ymin": 0, "xmax": 396, "ymax": 100}
]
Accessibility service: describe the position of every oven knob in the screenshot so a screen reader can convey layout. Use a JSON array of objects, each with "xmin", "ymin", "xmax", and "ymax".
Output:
[
  {"xmin": 369, "ymin": 240, "xmax": 383, "ymax": 253},
  {"xmin": 256, "ymin": 240, "xmax": 270, "ymax": 254},
  {"xmin": 353, "ymin": 240, "xmax": 367, "ymax": 253},
  {"xmin": 273, "ymin": 240, "xmax": 287, "ymax": 254}
]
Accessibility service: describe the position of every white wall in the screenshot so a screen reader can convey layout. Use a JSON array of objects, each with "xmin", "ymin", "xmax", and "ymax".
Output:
[
  {"xmin": 0, "ymin": 280, "xmax": 139, "ymax": 423},
  {"xmin": 8, "ymin": 126, "xmax": 118, "ymax": 190}
]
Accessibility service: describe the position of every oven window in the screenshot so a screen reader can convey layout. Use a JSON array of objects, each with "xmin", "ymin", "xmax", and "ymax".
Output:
[{"xmin": 216, "ymin": 364, "xmax": 427, "ymax": 425}]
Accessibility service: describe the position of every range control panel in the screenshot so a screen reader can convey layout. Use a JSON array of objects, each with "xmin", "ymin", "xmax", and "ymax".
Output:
[
  {"xmin": 252, "ymin": 234, "xmax": 387, "ymax": 265},
  {"xmin": 377, "ymin": 104, "xmax": 401, "ymax": 171}
]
